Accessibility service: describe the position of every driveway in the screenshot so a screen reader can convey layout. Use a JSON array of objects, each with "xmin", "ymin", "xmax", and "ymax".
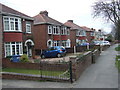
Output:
[{"xmin": 2, "ymin": 44, "xmax": 119, "ymax": 88}]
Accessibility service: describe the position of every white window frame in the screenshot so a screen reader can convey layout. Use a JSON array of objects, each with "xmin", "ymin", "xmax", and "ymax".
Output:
[
  {"xmin": 53, "ymin": 41, "xmax": 60, "ymax": 46},
  {"xmin": 5, "ymin": 42, "xmax": 23, "ymax": 57},
  {"xmin": 3, "ymin": 16, "xmax": 22, "ymax": 32},
  {"xmin": 80, "ymin": 30, "xmax": 86, "ymax": 36},
  {"xmin": 47, "ymin": 39, "xmax": 53, "ymax": 47},
  {"xmin": 26, "ymin": 22, "xmax": 31, "ymax": 33},
  {"xmin": 61, "ymin": 27, "xmax": 70, "ymax": 35},
  {"xmin": 90, "ymin": 32, "xmax": 95, "ymax": 36},
  {"xmin": 48, "ymin": 25, "xmax": 52, "ymax": 34},
  {"xmin": 53, "ymin": 26, "xmax": 60, "ymax": 35}
]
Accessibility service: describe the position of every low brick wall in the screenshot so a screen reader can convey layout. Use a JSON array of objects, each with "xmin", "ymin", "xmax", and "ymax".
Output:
[
  {"xmin": 70, "ymin": 49, "xmax": 101, "ymax": 81},
  {"xmin": 2, "ymin": 72, "xmax": 70, "ymax": 82},
  {"xmin": 2, "ymin": 59, "xmax": 69, "ymax": 71},
  {"xmin": 92, "ymin": 49, "xmax": 101, "ymax": 63},
  {"xmin": 102, "ymin": 45, "xmax": 110, "ymax": 51},
  {"xmin": 70, "ymin": 51, "xmax": 92, "ymax": 80}
]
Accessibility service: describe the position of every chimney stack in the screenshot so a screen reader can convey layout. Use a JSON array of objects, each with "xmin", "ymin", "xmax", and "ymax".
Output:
[
  {"xmin": 40, "ymin": 10, "xmax": 48, "ymax": 16},
  {"xmin": 68, "ymin": 20, "xmax": 73, "ymax": 23}
]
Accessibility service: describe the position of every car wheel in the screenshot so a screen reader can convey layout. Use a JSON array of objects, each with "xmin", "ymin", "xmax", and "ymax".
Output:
[
  {"xmin": 41, "ymin": 55, "xmax": 45, "ymax": 59},
  {"xmin": 57, "ymin": 53, "xmax": 61, "ymax": 58}
]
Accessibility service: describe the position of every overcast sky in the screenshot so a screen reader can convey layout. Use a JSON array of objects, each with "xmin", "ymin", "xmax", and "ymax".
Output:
[{"xmin": 0, "ymin": 0, "xmax": 112, "ymax": 33}]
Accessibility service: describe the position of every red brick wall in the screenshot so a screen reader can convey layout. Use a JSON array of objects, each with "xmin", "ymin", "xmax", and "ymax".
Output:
[
  {"xmin": 70, "ymin": 51, "xmax": 92, "ymax": 80},
  {"xmin": 70, "ymin": 30, "xmax": 76, "ymax": 47},
  {"xmin": 86, "ymin": 31, "xmax": 94, "ymax": 43},
  {"xmin": 4, "ymin": 32, "xmax": 23, "ymax": 42},
  {"xmin": 61, "ymin": 35, "xmax": 69, "ymax": 40},
  {"xmin": 2, "ymin": 58, "xmax": 69, "ymax": 71},
  {"xmin": 33, "ymin": 24, "xmax": 47, "ymax": 49},
  {"xmin": 53, "ymin": 35, "xmax": 61, "ymax": 40}
]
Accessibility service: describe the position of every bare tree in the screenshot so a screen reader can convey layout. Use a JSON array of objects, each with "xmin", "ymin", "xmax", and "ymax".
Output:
[
  {"xmin": 93, "ymin": 0, "xmax": 120, "ymax": 24},
  {"xmin": 92, "ymin": 0, "xmax": 120, "ymax": 41}
]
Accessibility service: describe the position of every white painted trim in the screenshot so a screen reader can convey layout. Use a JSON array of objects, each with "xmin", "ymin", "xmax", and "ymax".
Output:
[
  {"xmin": 3, "ymin": 16, "xmax": 22, "ymax": 32},
  {"xmin": 25, "ymin": 39, "xmax": 34, "ymax": 46}
]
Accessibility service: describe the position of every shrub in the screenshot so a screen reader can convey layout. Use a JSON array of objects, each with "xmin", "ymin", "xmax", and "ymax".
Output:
[
  {"xmin": 115, "ymin": 45, "xmax": 120, "ymax": 51},
  {"xmin": 20, "ymin": 54, "xmax": 29, "ymax": 62}
]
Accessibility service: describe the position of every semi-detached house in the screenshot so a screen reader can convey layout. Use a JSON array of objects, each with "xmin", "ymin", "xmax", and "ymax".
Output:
[
  {"xmin": 33, "ymin": 11, "xmax": 71, "ymax": 54},
  {"xmin": 81, "ymin": 26, "xmax": 95, "ymax": 43},
  {"xmin": 0, "ymin": 3, "xmax": 35, "ymax": 58},
  {"xmin": 64, "ymin": 20, "xmax": 87, "ymax": 47}
]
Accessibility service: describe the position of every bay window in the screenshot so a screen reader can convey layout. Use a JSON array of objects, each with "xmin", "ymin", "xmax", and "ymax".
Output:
[
  {"xmin": 5, "ymin": 42, "xmax": 23, "ymax": 57},
  {"xmin": 48, "ymin": 25, "xmax": 52, "ymax": 34},
  {"xmin": 53, "ymin": 26, "xmax": 60, "ymax": 35},
  {"xmin": 53, "ymin": 41, "xmax": 60, "ymax": 46},
  {"xmin": 3, "ymin": 16, "xmax": 21, "ymax": 31}
]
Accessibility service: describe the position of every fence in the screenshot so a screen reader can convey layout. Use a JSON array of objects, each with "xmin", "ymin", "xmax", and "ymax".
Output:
[{"xmin": 2, "ymin": 58, "xmax": 71, "ymax": 82}]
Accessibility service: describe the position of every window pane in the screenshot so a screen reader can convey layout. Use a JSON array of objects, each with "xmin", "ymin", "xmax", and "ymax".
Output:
[
  {"xmin": 5, "ymin": 44, "xmax": 11, "ymax": 56},
  {"xmin": 4, "ymin": 21, "xmax": 9, "ymax": 30},
  {"xmin": 26, "ymin": 23, "xmax": 31, "ymax": 33},
  {"xmin": 15, "ymin": 19, "xmax": 18, "ymax": 30}
]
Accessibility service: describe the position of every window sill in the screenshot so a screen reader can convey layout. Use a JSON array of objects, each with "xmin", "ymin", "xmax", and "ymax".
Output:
[{"xmin": 4, "ymin": 31, "xmax": 22, "ymax": 33}]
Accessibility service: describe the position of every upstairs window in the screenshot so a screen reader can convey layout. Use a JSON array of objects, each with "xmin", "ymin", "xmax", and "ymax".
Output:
[
  {"xmin": 90, "ymin": 32, "xmax": 95, "ymax": 36},
  {"xmin": 53, "ymin": 26, "xmax": 60, "ymax": 35},
  {"xmin": 81, "ymin": 30, "xmax": 86, "ymax": 36},
  {"xmin": 48, "ymin": 25, "xmax": 52, "ymax": 34},
  {"xmin": 3, "ymin": 16, "xmax": 21, "ymax": 31},
  {"xmin": 26, "ymin": 22, "xmax": 31, "ymax": 33},
  {"xmin": 61, "ymin": 27, "xmax": 69, "ymax": 35}
]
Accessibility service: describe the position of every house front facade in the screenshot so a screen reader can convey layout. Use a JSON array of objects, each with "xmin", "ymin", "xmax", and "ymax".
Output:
[
  {"xmin": 81, "ymin": 26, "xmax": 95, "ymax": 43},
  {"xmin": 64, "ymin": 20, "xmax": 87, "ymax": 47},
  {"xmin": 33, "ymin": 11, "xmax": 71, "ymax": 53},
  {"xmin": 1, "ymin": 3, "xmax": 35, "ymax": 58},
  {"xmin": 0, "ymin": 4, "xmax": 2, "ymax": 60}
]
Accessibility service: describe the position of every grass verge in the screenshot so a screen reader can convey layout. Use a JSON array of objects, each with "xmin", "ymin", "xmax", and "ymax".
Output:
[{"xmin": 115, "ymin": 55, "xmax": 120, "ymax": 72}]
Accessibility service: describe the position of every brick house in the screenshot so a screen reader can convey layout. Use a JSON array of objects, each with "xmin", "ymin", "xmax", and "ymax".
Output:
[
  {"xmin": 0, "ymin": 4, "xmax": 2, "ymax": 60},
  {"xmin": 33, "ymin": 11, "xmax": 71, "ymax": 53},
  {"xmin": 0, "ymin": 3, "xmax": 35, "ymax": 58},
  {"xmin": 81, "ymin": 26, "xmax": 95, "ymax": 43},
  {"xmin": 64, "ymin": 20, "xmax": 87, "ymax": 47}
]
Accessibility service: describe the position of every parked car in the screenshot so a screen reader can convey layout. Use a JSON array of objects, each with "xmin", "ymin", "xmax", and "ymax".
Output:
[
  {"xmin": 80, "ymin": 43, "xmax": 89, "ymax": 46},
  {"xmin": 101, "ymin": 41, "xmax": 111, "ymax": 46},
  {"xmin": 90, "ymin": 41, "xmax": 102, "ymax": 46},
  {"xmin": 41, "ymin": 46, "xmax": 66, "ymax": 58}
]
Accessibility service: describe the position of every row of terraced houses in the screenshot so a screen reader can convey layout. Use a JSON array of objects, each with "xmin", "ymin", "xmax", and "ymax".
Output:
[{"xmin": 0, "ymin": 3, "xmax": 104, "ymax": 59}]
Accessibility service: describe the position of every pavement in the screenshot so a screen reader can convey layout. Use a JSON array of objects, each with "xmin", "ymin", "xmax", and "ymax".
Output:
[{"xmin": 2, "ymin": 44, "xmax": 119, "ymax": 88}]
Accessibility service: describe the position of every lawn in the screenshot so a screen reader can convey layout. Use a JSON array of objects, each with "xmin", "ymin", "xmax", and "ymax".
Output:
[{"xmin": 2, "ymin": 68, "xmax": 66, "ymax": 77}]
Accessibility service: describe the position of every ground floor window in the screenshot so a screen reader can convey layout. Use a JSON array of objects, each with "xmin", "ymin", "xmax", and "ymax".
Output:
[
  {"xmin": 5, "ymin": 42, "xmax": 23, "ymax": 57},
  {"xmin": 62, "ymin": 39, "xmax": 71, "ymax": 48},
  {"xmin": 53, "ymin": 41, "xmax": 60, "ymax": 46}
]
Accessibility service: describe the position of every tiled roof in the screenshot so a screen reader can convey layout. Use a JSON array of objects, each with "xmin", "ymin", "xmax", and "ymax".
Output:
[
  {"xmin": 0, "ymin": 3, "xmax": 33, "ymax": 20},
  {"xmin": 81, "ymin": 26, "xmax": 94, "ymax": 32},
  {"xmin": 64, "ymin": 20, "xmax": 83, "ymax": 30},
  {"xmin": 33, "ymin": 11, "xmax": 64, "ymax": 26}
]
